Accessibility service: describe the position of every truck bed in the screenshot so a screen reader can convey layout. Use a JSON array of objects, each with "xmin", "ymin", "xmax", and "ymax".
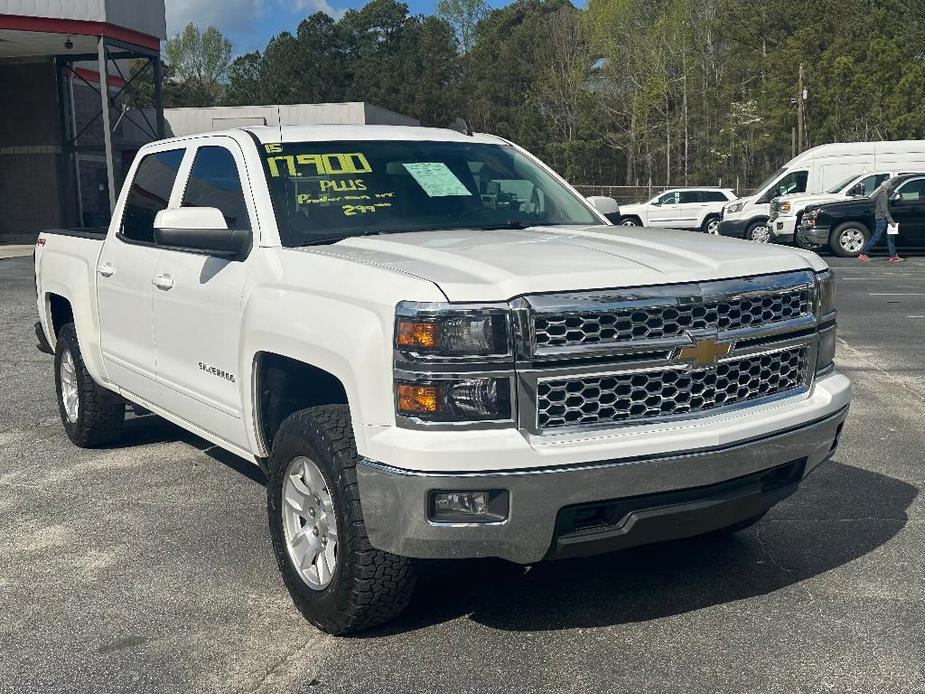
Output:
[{"xmin": 41, "ymin": 227, "xmax": 108, "ymax": 240}]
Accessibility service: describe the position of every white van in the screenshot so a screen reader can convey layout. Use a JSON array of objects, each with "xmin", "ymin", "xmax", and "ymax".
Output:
[{"xmin": 718, "ymin": 140, "xmax": 925, "ymax": 243}]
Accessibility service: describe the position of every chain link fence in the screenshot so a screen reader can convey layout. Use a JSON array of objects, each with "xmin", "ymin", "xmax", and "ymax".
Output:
[{"xmin": 574, "ymin": 185, "xmax": 756, "ymax": 205}]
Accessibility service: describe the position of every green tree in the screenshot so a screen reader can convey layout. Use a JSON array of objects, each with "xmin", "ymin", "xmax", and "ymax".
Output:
[
  {"xmin": 435, "ymin": 0, "xmax": 488, "ymax": 52},
  {"xmin": 164, "ymin": 23, "xmax": 232, "ymax": 106}
]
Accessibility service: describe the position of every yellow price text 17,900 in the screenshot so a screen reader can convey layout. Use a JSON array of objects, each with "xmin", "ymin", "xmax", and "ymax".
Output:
[{"xmin": 266, "ymin": 152, "xmax": 373, "ymax": 178}]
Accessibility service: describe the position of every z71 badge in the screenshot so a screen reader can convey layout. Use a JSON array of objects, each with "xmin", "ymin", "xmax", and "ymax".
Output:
[{"xmin": 198, "ymin": 362, "xmax": 235, "ymax": 383}]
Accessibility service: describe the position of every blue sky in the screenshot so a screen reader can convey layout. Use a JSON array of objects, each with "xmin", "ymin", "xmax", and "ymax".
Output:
[{"xmin": 164, "ymin": 0, "xmax": 511, "ymax": 54}]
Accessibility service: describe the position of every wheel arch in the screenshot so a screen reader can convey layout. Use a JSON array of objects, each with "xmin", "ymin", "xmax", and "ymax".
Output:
[{"xmin": 251, "ymin": 351, "xmax": 351, "ymax": 458}]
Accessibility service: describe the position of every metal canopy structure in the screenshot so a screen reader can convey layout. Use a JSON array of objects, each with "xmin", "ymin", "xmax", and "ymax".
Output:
[
  {"xmin": 0, "ymin": 3, "xmax": 166, "ymax": 239},
  {"xmin": 54, "ymin": 37, "xmax": 164, "ymax": 213}
]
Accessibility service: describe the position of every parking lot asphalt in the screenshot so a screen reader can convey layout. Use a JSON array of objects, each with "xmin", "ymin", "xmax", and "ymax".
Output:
[{"xmin": 1, "ymin": 252, "xmax": 924, "ymax": 694}]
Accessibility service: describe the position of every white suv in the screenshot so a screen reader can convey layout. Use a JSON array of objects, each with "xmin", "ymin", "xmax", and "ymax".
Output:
[{"xmin": 618, "ymin": 188, "xmax": 738, "ymax": 234}]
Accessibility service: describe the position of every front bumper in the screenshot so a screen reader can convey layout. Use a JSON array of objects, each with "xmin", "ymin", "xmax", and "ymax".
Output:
[
  {"xmin": 798, "ymin": 224, "xmax": 831, "ymax": 246},
  {"xmin": 771, "ymin": 217, "xmax": 796, "ymax": 242},
  {"xmin": 357, "ymin": 400, "xmax": 849, "ymax": 564},
  {"xmin": 717, "ymin": 218, "xmax": 748, "ymax": 238}
]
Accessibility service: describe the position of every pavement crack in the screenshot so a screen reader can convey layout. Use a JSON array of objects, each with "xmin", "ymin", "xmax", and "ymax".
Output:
[{"xmin": 245, "ymin": 633, "xmax": 327, "ymax": 694}]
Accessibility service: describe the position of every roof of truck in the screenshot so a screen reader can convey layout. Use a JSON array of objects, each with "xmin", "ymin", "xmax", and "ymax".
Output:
[{"xmin": 243, "ymin": 124, "xmax": 507, "ymax": 145}]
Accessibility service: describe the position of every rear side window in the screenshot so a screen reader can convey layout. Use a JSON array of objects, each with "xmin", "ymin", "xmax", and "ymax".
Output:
[
  {"xmin": 121, "ymin": 149, "xmax": 185, "ymax": 243},
  {"xmin": 677, "ymin": 191, "xmax": 701, "ymax": 204},
  {"xmin": 702, "ymin": 191, "xmax": 730, "ymax": 202},
  {"xmin": 182, "ymin": 146, "xmax": 250, "ymax": 230},
  {"xmin": 897, "ymin": 178, "xmax": 925, "ymax": 201}
]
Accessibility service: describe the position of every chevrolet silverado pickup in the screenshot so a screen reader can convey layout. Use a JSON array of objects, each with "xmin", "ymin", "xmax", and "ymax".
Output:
[{"xmin": 34, "ymin": 125, "xmax": 850, "ymax": 634}]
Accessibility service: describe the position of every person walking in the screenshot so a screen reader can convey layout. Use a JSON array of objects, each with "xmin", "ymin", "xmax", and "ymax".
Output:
[{"xmin": 858, "ymin": 178, "xmax": 902, "ymax": 262}]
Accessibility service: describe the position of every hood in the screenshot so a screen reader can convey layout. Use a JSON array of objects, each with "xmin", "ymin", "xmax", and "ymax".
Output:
[
  {"xmin": 302, "ymin": 226, "xmax": 827, "ymax": 302},
  {"xmin": 813, "ymin": 197, "xmax": 872, "ymax": 215}
]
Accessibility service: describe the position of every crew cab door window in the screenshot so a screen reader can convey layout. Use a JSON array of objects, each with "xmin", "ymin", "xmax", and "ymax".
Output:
[
  {"xmin": 181, "ymin": 146, "xmax": 251, "ymax": 230},
  {"xmin": 120, "ymin": 149, "xmax": 185, "ymax": 243},
  {"xmin": 895, "ymin": 178, "xmax": 925, "ymax": 202},
  {"xmin": 891, "ymin": 178, "xmax": 925, "ymax": 242}
]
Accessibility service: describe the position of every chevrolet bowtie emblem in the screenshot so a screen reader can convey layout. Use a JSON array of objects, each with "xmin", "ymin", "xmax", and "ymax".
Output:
[{"xmin": 677, "ymin": 336, "xmax": 733, "ymax": 367}]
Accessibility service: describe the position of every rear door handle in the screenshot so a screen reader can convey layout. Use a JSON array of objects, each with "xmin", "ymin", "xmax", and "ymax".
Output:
[
  {"xmin": 152, "ymin": 273, "xmax": 174, "ymax": 290},
  {"xmin": 97, "ymin": 263, "xmax": 115, "ymax": 278}
]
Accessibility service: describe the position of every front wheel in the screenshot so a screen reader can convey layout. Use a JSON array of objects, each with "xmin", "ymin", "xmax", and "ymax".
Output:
[
  {"xmin": 745, "ymin": 221, "xmax": 771, "ymax": 243},
  {"xmin": 267, "ymin": 405, "xmax": 416, "ymax": 635},
  {"xmin": 829, "ymin": 222, "xmax": 870, "ymax": 257},
  {"xmin": 54, "ymin": 323, "xmax": 124, "ymax": 447}
]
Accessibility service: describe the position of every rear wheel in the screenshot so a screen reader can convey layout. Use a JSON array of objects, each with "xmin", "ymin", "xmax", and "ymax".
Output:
[
  {"xmin": 267, "ymin": 405, "xmax": 416, "ymax": 635},
  {"xmin": 830, "ymin": 222, "xmax": 869, "ymax": 257},
  {"xmin": 702, "ymin": 215, "xmax": 721, "ymax": 235},
  {"xmin": 745, "ymin": 220, "xmax": 771, "ymax": 243},
  {"xmin": 618, "ymin": 216, "xmax": 642, "ymax": 227},
  {"xmin": 54, "ymin": 323, "xmax": 124, "ymax": 447}
]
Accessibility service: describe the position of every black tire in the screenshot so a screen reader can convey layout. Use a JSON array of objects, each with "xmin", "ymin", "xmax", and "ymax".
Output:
[
  {"xmin": 745, "ymin": 220, "xmax": 771, "ymax": 243},
  {"xmin": 618, "ymin": 216, "xmax": 642, "ymax": 227},
  {"xmin": 829, "ymin": 222, "xmax": 870, "ymax": 257},
  {"xmin": 706, "ymin": 511, "xmax": 767, "ymax": 537},
  {"xmin": 701, "ymin": 215, "xmax": 721, "ymax": 235},
  {"xmin": 267, "ymin": 405, "xmax": 416, "ymax": 635},
  {"xmin": 54, "ymin": 323, "xmax": 124, "ymax": 447}
]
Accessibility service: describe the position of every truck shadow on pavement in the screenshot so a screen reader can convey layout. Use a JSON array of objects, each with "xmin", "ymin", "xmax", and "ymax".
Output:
[{"xmin": 369, "ymin": 459, "xmax": 916, "ymax": 635}]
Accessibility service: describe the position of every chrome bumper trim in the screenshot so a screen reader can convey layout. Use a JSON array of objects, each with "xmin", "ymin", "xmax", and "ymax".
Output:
[{"xmin": 357, "ymin": 404, "xmax": 849, "ymax": 564}]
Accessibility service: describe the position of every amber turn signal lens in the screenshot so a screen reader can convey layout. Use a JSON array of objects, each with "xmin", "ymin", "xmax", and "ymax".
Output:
[
  {"xmin": 397, "ymin": 320, "xmax": 439, "ymax": 349},
  {"xmin": 397, "ymin": 383, "xmax": 440, "ymax": 414}
]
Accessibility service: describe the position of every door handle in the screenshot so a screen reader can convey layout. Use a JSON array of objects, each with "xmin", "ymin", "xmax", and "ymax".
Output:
[
  {"xmin": 152, "ymin": 273, "xmax": 174, "ymax": 290},
  {"xmin": 97, "ymin": 263, "xmax": 115, "ymax": 278}
]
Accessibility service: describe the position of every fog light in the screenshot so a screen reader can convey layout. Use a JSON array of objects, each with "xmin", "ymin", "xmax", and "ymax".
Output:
[{"xmin": 429, "ymin": 490, "xmax": 509, "ymax": 523}]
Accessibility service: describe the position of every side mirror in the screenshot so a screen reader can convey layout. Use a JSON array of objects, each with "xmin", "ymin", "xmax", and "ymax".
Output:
[
  {"xmin": 154, "ymin": 207, "xmax": 250, "ymax": 260},
  {"xmin": 586, "ymin": 195, "xmax": 620, "ymax": 222},
  {"xmin": 890, "ymin": 192, "xmax": 901, "ymax": 202}
]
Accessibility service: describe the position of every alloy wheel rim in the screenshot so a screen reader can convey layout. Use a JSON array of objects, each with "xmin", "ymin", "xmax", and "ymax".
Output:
[
  {"xmin": 60, "ymin": 349, "xmax": 79, "ymax": 423},
  {"xmin": 841, "ymin": 229, "xmax": 865, "ymax": 253},
  {"xmin": 282, "ymin": 456, "xmax": 338, "ymax": 590},
  {"xmin": 750, "ymin": 225, "xmax": 771, "ymax": 243},
  {"xmin": 621, "ymin": 219, "xmax": 638, "ymax": 226},
  {"xmin": 707, "ymin": 219, "xmax": 720, "ymax": 235}
]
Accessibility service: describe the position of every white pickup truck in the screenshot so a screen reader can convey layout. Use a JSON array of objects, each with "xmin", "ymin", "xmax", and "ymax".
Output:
[{"xmin": 33, "ymin": 125, "xmax": 850, "ymax": 634}]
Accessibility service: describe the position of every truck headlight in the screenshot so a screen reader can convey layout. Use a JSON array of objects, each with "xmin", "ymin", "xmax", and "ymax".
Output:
[
  {"xmin": 815, "ymin": 270, "xmax": 837, "ymax": 374},
  {"xmin": 802, "ymin": 208, "xmax": 819, "ymax": 225},
  {"xmin": 816, "ymin": 270, "xmax": 836, "ymax": 319},
  {"xmin": 396, "ymin": 377, "xmax": 512, "ymax": 422},
  {"xmin": 395, "ymin": 302, "xmax": 510, "ymax": 357}
]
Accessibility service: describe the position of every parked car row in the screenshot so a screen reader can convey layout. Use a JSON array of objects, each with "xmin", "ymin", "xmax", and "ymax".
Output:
[{"xmin": 611, "ymin": 139, "xmax": 925, "ymax": 257}]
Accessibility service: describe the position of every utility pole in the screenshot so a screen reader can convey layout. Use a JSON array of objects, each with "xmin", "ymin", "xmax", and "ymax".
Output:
[{"xmin": 797, "ymin": 63, "xmax": 805, "ymax": 153}]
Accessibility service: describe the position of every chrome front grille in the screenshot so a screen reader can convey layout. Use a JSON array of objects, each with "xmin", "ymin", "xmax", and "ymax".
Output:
[
  {"xmin": 516, "ymin": 271, "xmax": 820, "ymax": 435},
  {"xmin": 536, "ymin": 346, "xmax": 807, "ymax": 430},
  {"xmin": 532, "ymin": 286, "xmax": 810, "ymax": 351}
]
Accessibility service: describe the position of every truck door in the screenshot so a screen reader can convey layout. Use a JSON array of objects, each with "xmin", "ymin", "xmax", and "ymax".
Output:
[
  {"xmin": 151, "ymin": 141, "xmax": 255, "ymax": 449},
  {"xmin": 890, "ymin": 177, "xmax": 925, "ymax": 246},
  {"xmin": 97, "ymin": 148, "xmax": 185, "ymax": 402}
]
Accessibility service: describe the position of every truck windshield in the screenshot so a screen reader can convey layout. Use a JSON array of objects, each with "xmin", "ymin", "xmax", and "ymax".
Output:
[{"xmin": 259, "ymin": 140, "xmax": 599, "ymax": 246}]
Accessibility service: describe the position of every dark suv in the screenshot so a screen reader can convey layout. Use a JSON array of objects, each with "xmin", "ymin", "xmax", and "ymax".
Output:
[{"xmin": 797, "ymin": 173, "xmax": 925, "ymax": 256}]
